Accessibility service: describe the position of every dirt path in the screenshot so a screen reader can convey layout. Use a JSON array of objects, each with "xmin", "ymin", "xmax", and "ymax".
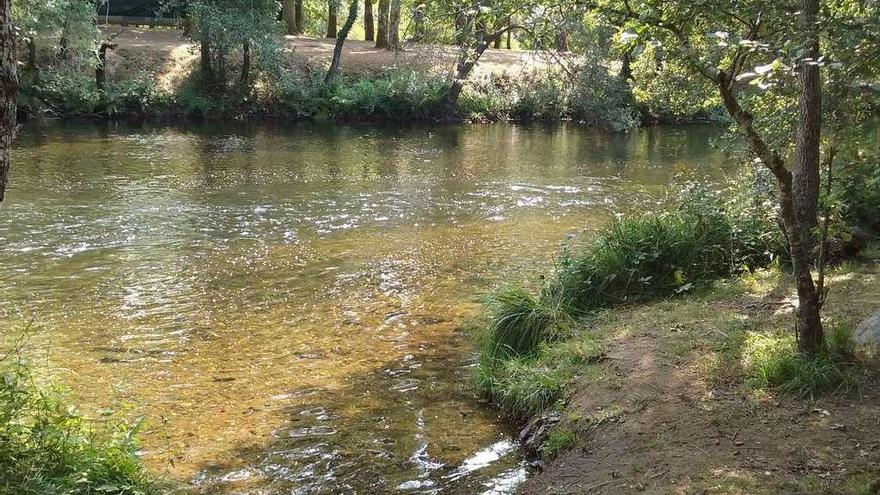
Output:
[
  {"xmin": 521, "ymin": 264, "xmax": 880, "ymax": 494},
  {"xmin": 101, "ymin": 27, "xmax": 548, "ymax": 91}
]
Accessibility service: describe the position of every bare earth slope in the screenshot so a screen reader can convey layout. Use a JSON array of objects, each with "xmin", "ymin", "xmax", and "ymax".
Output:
[{"xmin": 100, "ymin": 27, "xmax": 546, "ymax": 91}]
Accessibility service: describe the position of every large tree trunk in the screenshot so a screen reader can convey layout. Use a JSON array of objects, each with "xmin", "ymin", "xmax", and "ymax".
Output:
[
  {"xmin": 388, "ymin": 0, "xmax": 401, "ymax": 48},
  {"xmin": 325, "ymin": 0, "xmax": 359, "ymax": 83},
  {"xmin": 282, "ymin": 0, "xmax": 296, "ymax": 35},
  {"xmin": 0, "ymin": 0, "xmax": 16, "ymax": 202},
  {"xmin": 294, "ymin": 0, "xmax": 305, "ymax": 34},
  {"xmin": 327, "ymin": 0, "xmax": 338, "ymax": 38},
  {"xmin": 792, "ymin": 0, "xmax": 824, "ymax": 354},
  {"xmin": 375, "ymin": 0, "xmax": 390, "ymax": 48},
  {"xmin": 364, "ymin": 0, "xmax": 375, "ymax": 41}
]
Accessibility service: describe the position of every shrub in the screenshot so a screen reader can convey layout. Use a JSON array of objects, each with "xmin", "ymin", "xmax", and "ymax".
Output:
[
  {"xmin": 36, "ymin": 69, "xmax": 101, "ymax": 114},
  {"xmin": 276, "ymin": 69, "xmax": 449, "ymax": 121},
  {"xmin": 836, "ymin": 151, "xmax": 880, "ymax": 232},
  {"xmin": 0, "ymin": 361, "xmax": 163, "ymax": 495}
]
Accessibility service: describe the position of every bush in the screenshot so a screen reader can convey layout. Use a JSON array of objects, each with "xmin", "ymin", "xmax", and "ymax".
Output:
[
  {"xmin": 36, "ymin": 69, "xmax": 101, "ymax": 114},
  {"xmin": 276, "ymin": 69, "xmax": 449, "ymax": 121},
  {"xmin": 461, "ymin": 68, "xmax": 640, "ymax": 130},
  {"xmin": 836, "ymin": 151, "xmax": 880, "ymax": 232},
  {"xmin": 0, "ymin": 361, "xmax": 162, "ymax": 495}
]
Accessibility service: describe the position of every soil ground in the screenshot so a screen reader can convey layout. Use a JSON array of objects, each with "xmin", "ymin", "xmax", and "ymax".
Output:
[
  {"xmin": 521, "ymin": 259, "xmax": 880, "ymax": 495},
  {"xmin": 99, "ymin": 27, "xmax": 547, "ymax": 92}
]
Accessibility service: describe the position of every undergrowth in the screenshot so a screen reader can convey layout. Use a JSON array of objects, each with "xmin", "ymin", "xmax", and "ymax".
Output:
[
  {"xmin": 743, "ymin": 324, "xmax": 864, "ymax": 398},
  {"xmin": 0, "ymin": 361, "xmax": 163, "ymax": 495}
]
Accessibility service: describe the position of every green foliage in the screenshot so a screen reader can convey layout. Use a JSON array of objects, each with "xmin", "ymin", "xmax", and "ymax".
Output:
[
  {"xmin": 36, "ymin": 69, "xmax": 101, "ymax": 114},
  {"xmin": 539, "ymin": 427, "xmax": 576, "ymax": 460},
  {"xmin": 629, "ymin": 43, "xmax": 722, "ymax": 122},
  {"xmin": 476, "ymin": 331, "xmax": 603, "ymax": 417},
  {"xmin": 460, "ymin": 69, "xmax": 640, "ymax": 130},
  {"xmin": 34, "ymin": 70, "xmax": 164, "ymax": 116},
  {"xmin": 836, "ymin": 150, "xmax": 880, "ymax": 232},
  {"xmin": 743, "ymin": 325, "xmax": 863, "ymax": 398},
  {"xmin": 480, "ymin": 286, "xmax": 573, "ymax": 360},
  {"xmin": 476, "ymin": 175, "xmax": 784, "ymax": 417},
  {"xmin": 276, "ymin": 69, "xmax": 449, "ymax": 120},
  {"xmin": 0, "ymin": 362, "xmax": 163, "ymax": 495}
]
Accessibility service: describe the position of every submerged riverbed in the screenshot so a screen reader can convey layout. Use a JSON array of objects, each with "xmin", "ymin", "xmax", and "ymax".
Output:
[{"xmin": 0, "ymin": 122, "xmax": 727, "ymax": 494}]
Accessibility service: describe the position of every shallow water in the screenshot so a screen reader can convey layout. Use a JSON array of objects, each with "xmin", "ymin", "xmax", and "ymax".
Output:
[{"xmin": 0, "ymin": 121, "xmax": 727, "ymax": 494}]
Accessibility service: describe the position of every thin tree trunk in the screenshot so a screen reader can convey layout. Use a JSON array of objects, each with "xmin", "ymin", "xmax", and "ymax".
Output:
[
  {"xmin": 325, "ymin": 0, "xmax": 359, "ymax": 83},
  {"xmin": 95, "ymin": 41, "xmax": 115, "ymax": 92},
  {"xmin": 444, "ymin": 27, "xmax": 504, "ymax": 113},
  {"xmin": 793, "ymin": 0, "xmax": 824, "ymax": 354},
  {"xmin": 294, "ymin": 0, "xmax": 305, "ymax": 34},
  {"xmin": 388, "ymin": 0, "xmax": 401, "ymax": 48},
  {"xmin": 413, "ymin": 7, "xmax": 425, "ymax": 42},
  {"xmin": 200, "ymin": 34, "xmax": 214, "ymax": 88},
  {"xmin": 375, "ymin": 0, "xmax": 389, "ymax": 48},
  {"xmin": 715, "ymin": 68, "xmax": 824, "ymax": 356},
  {"xmin": 364, "ymin": 0, "xmax": 375, "ymax": 41},
  {"xmin": 327, "ymin": 0, "xmax": 338, "ymax": 38},
  {"xmin": 506, "ymin": 27, "xmax": 511, "ymax": 49},
  {"xmin": 240, "ymin": 40, "xmax": 251, "ymax": 85},
  {"xmin": 282, "ymin": 0, "xmax": 296, "ymax": 35},
  {"xmin": 620, "ymin": 45, "xmax": 634, "ymax": 81},
  {"xmin": 0, "ymin": 0, "xmax": 17, "ymax": 202}
]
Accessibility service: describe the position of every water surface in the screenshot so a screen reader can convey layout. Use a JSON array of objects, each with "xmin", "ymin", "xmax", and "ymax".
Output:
[{"xmin": 0, "ymin": 122, "xmax": 727, "ymax": 494}]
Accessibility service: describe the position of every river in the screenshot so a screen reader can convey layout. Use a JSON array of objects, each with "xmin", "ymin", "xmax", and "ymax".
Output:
[{"xmin": 0, "ymin": 121, "xmax": 728, "ymax": 494}]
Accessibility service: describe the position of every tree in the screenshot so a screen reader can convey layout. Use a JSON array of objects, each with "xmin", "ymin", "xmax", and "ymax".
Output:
[
  {"xmin": 364, "ymin": 0, "xmax": 375, "ymax": 41},
  {"xmin": 282, "ymin": 0, "xmax": 296, "ymax": 35},
  {"xmin": 325, "ymin": 0, "xmax": 359, "ymax": 83},
  {"xmin": 327, "ymin": 0, "xmax": 339, "ymax": 38},
  {"xmin": 0, "ymin": 0, "xmax": 15, "ymax": 202},
  {"xmin": 593, "ymin": 0, "xmax": 880, "ymax": 354},
  {"xmin": 442, "ymin": 0, "xmax": 542, "ymax": 111},
  {"xmin": 388, "ymin": 0, "xmax": 401, "ymax": 48},
  {"xmin": 375, "ymin": 0, "xmax": 390, "ymax": 48},
  {"xmin": 189, "ymin": 0, "xmax": 280, "ymax": 90},
  {"xmin": 294, "ymin": 0, "xmax": 305, "ymax": 33}
]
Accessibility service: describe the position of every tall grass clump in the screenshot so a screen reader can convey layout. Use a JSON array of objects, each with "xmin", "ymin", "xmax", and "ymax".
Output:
[
  {"xmin": 479, "ymin": 285, "xmax": 574, "ymax": 360},
  {"xmin": 0, "ymin": 361, "xmax": 163, "ymax": 495},
  {"xmin": 743, "ymin": 324, "xmax": 863, "ymax": 398}
]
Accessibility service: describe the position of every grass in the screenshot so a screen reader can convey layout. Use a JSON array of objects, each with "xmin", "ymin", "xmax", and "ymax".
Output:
[
  {"xmin": 476, "ymin": 328, "xmax": 604, "ymax": 417},
  {"xmin": 476, "ymin": 181, "xmax": 784, "ymax": 419},
  {"xmin": 539, "ymin": 427, "xmax": 576, "ymax": 460},
  {"xmin": 742, "ymin": 325, "xmax": 864, "ymax": 398},
  {"xmin": 0, "ymin": 361, "xmax": 164, "ymax": 495}
]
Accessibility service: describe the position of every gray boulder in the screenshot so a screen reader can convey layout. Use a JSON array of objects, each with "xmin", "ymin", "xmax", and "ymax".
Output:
[{"xmin": 854, "ymin": 311, "xmax": 880, "ymax": 348}]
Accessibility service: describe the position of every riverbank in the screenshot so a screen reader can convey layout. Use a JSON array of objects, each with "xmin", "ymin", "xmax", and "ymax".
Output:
[
  {"xmin": 21, "ymin": 27, "xmax": 705, "ymax": 128},
  {"xmin": 508, "ymin": 256, "xmax": 880, "ymax": 494}
]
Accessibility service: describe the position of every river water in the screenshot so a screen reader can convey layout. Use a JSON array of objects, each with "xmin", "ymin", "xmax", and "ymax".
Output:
[{"xmin": 0, "ymin": 122, "xmax": 727, "ymax": 494}]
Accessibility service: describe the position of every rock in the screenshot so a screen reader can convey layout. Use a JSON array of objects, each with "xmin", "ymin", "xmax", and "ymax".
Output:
[{"xmin": 854, "ymin": 311, "xmax": 880, "ymax": 349}]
